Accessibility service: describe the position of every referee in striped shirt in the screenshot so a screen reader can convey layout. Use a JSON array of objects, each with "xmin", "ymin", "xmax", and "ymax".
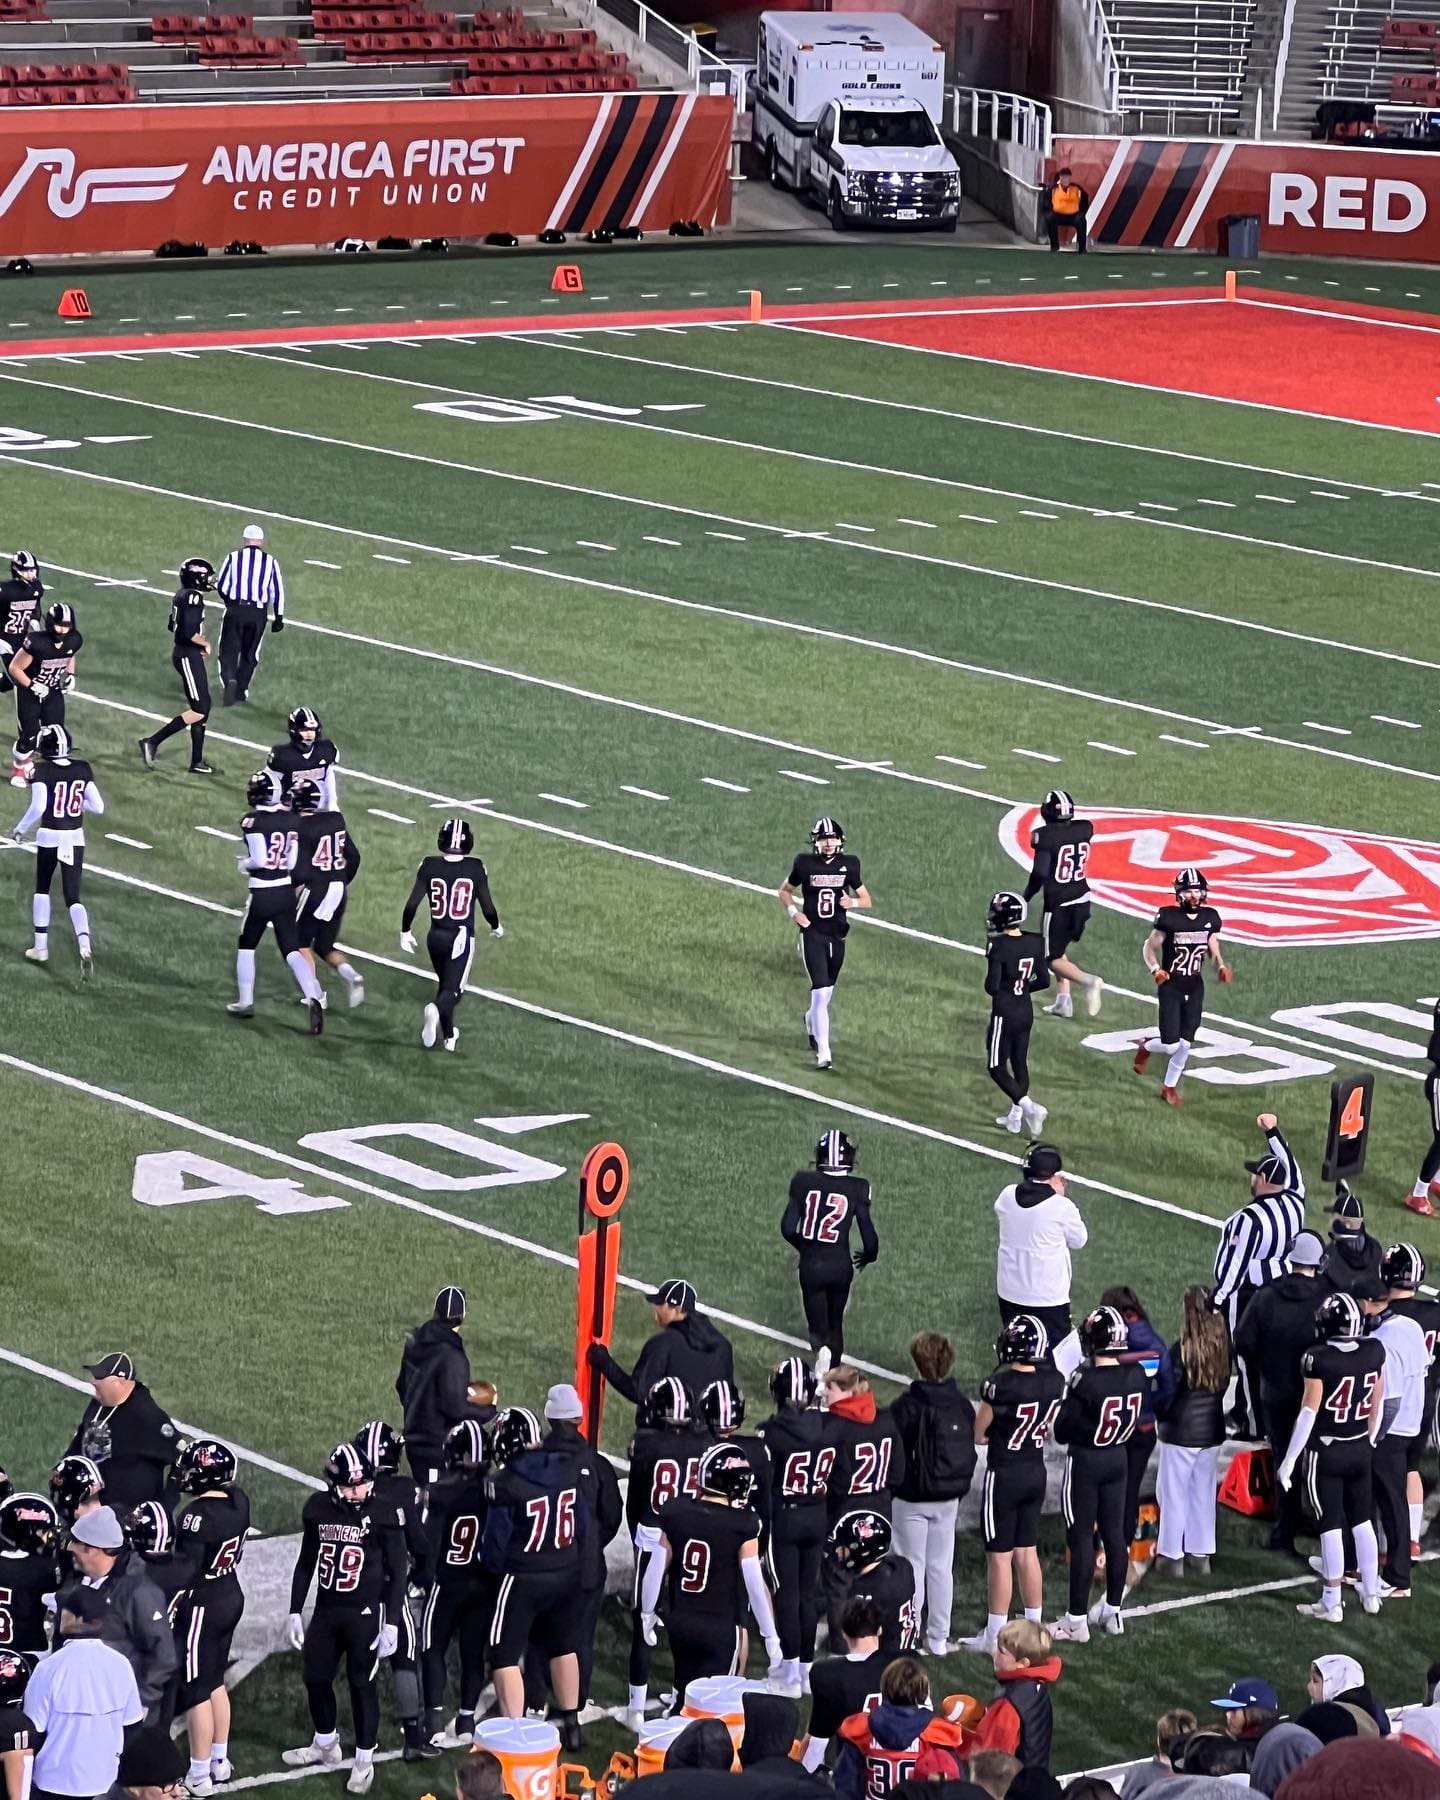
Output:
[
  {"xmin": 1215, "ymin": 1111, "xmax": 1307, "ymax": 1433},
  {"xmin": 217, "ymin": 522, "xmax": 285, "ymax": 707}
]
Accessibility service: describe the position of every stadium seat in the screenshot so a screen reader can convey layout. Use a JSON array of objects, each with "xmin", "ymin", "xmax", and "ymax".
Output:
[
  {"xmin": 199, "ymin": 30, "xmax": 303, "ymax": 62},
  {"xmin": 1390, "ymin": 69, "xmax": 1440, "ymax": 97},
  {"xmin": 1379, "ymin": 16, "xmax": 1438, "ymax": 46}
]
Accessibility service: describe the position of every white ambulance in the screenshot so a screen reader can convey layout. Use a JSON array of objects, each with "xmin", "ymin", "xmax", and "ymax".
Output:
[{"xmin": 754, "ymin": 11, "xmax": 960, "ymax": 230}]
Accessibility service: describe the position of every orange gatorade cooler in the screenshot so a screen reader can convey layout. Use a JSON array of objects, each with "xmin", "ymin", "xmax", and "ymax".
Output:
[
  {"xmin": 471, "ymin": 1719, "xmax": 561, "ymax": 1800},
  {"xmin": 681, "ymin": 1675, "xmax": 771, "ymax": 1749},
  {"xmin": 634, "ymin": 1717, "xmax": 694, "ymax": 1776}
]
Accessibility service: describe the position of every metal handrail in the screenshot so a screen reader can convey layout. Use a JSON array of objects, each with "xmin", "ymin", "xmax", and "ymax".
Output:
[
  {"xmin": 949, "ymin": 83, "xmax": 1055, "ymax": 156},
  {"xmin": 570, "ymin": 0, "xmax": 734, "ymax": 89},
  {"xmin": 1271, "ymin": 0, "xmax": 1297, "ymax": 127},
  {"xmin": 1082, "ymin": 0, "xmax": 1123, "ymax": 107}
]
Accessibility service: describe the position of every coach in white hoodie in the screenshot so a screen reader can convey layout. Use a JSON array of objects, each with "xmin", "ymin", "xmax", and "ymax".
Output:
[{"xmin": 994, "ymin": 1142, "xmax": 1088, "ymax": 1376}]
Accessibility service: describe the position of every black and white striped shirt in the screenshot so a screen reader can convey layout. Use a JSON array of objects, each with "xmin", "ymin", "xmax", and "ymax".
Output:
[
  {"xmin": 1213, "ymin": 1128, "xmax": 1306, "ymax": 1304},
  {"xmin": 217, "ymin": 545, "xmax": 285, "ymax": 620}
]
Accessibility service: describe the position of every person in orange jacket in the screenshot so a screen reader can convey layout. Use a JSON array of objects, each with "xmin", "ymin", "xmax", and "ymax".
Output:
[
  {"xmin": 834, "ymin": 1658, "xmax": 964, "ymax": 1797},
  {"xmin": 967, "ymin": 1620, "xmax": 1061, "ymax": 1771}
]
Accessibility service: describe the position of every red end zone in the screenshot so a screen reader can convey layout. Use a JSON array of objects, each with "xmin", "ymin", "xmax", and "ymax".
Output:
[{"xmin": 791, "ymin": 288, "xmax": 1440, "ymax": 436}]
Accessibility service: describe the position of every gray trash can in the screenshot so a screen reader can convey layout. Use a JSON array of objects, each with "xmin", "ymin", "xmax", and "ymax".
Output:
[{"xmin": 1219, "ymin": 213, "xmax": 1260, "ymax": 257}]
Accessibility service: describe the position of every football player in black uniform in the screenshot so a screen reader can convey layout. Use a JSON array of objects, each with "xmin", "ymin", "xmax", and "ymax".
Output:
[
  {"xmin": 8, "ymin": 599, "xmax": 78, "ymax": 790},
  {"xmin": 758, "ymin": 1359, "xmax": 840, "ymax": 1696},
  {"xmin": 799, "ymin": 1597, "xmax": 890, "ymax": 1772},
  {"xmin": 267, "ymin": 708, "xmax": 340, "ymax": 810},
  {"xmin": 1134, "ymin": 867, "xmax": 1231, "ymax": 1107},
  {"xmin": 291, "ymin": 779, "xmax": 364, "ymax": 1009},
  {"xmin": 962, "ymin": 1314, "xmax": 1064, "ymax": 1655},
  {"xmin": 10, "ymin": 723, "xmax": 101, "ymax": 974},
  {"xmin": 1407, "ymin": 1000, "xmax": 1440, "ymax": 1218},
  {"xmin": 481, "ymin": 1408, "xmax": 584, "ymax": 1748},
  {"xmin": 138, "ymin": 557, "xmax": 219, "ymax": 777},
  {"xmin": 0, "ymin": 1643, "xmax": 34, "ymax": 1800},
  {"xmin": 697, "ymin": 1381, "xmax": 772, "ymax": 1533},
  {"xmin": 401, "ymin": 819, "xmax": 503, "ymax": 1053},
  {"xmin": 985, "ymin": 890, "xmax": 1050, "ymax": 1137},
  {"xmin": 1024, "ymin": 790, "xmax": 1102, "ymax": 1020},
  {"xmin": 778, "ymin": 817, "xmax": 871, "ymax": 1071},
  {"xmin": 0, "ymin": 1490, "xmax": 61, "ymax": 1657},
  {"xmin": 781, "ymin": 1130, "xmax": 879, "ymax": 1367},
  {"xmin": 1052, "ymin": 1305, "xmax": 1147, "ymax": 1643},
  {"xmin": 823, "ymin": 1508, "xmax": 917, "ymax": 1654},
  {"xmin": 420, "ymin": 1420, "xmax": 490, "ymax": 1749},
  {"xmin": 48, "ymin": 1454, "xmax": 104, "ymax": 1525},
  {"xmin": 1278, "ymin": 1291, "xmax": 1384, "ymax": 1622},
  {"xmin": 174, "ymin": 1440, "xmax": 250, "ymax": 1792},
  {"xmin": 642, "ymin": 1444, "xmax": 780, "ymax": 1701},
  {"xmin": 0, "ymin": 549, "xmax": 42, "ymax": 700},
  {"xmin": 228, "ymin": 770, "xmax": 327, "ymax": 1032},
  {"xmin": 284, "ymin": 1444, "xmax": 405, "ymax": 1796},
  {"xmin": 623, "ymin": 1378, "xmax": 708, "ymax": 1728},
  {"xmin": 352, "ymin": 1423, "xmax": 433, "ymax": 1763},
  {"xmin": 1384, "ymin": 1243, "xmax": 1440, "ymax": 1553}
]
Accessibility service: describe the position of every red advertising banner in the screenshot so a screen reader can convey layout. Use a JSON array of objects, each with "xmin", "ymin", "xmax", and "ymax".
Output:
[
  {"xmin": 0, "ymin": 91, "xmax": 732, "ymax": 255},
  {"xmin": 1053, "ymin": 135, "xmax": 1440, "ymax": 261}
]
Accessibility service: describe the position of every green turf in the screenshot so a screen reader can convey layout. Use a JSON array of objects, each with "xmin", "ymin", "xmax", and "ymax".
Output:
[{"xmin": 1, "ymin": 240, "xmax": 1438, "ymax": 1784}]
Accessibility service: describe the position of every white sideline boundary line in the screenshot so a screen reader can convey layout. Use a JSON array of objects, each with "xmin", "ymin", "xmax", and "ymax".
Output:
[
  {"xmin": 0, "ymin": 1342, "xmax": 323, "ymax": 1491},
  {"xmin": 1122, "ymin": 1573, "xmax": 1311, "ymax": 1617}
]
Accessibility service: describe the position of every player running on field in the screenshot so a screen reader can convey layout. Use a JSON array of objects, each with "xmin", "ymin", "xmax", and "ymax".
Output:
[
  {"xmin": 985, "ymin": 891, "xmax": 1050, "ymax": 1137},
  {"xmin": 400, "ymin": 819, "xmax": 502, "ymax": 1054},
  {"xmin": 779, "ymin": 817, "xmax": 870, "ymax": 1072},
  {"xmin": 11, "ymin": 723, "xmax": 102, "ymax": 976},
  {"xmin": 1025, "ymin": 790, "xmax": 1102, "ymax": 1019},
  {"xmin": 1134, "ymin": 867, "xmax": 1230, "ymax": 1107}
]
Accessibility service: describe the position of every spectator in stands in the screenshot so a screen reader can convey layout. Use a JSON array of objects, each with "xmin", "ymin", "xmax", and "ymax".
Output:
[
  {"xmin": 664, "ymin": 1719, "xmax": 735, "ymax": 1771},
  {"xmin": 455, "ymin": 1753, "xmax": 507, "ymax": 1800},
  {"xmin": 1099, "ymin": 1285, "xmax": 1172, "ymax": 1568},
  {"xmin": 967, "ymin": 1748, "xmax": 1022, "ymax": 1797},
  {"xmin": 1177, "ymin": 1731, "xmax": 1252, "ymax": 1779},
  {"xmin": 1121, "ymin": 1708, "xmax": 1198, "ymax": 1797},
  {"xmin": 1250, "ymin": 1725, "xmax": 1323, "ymax": 1797},
  {"xmin": 968, "ymin": 1620, "xmax": 1060, "ymax": 1771},
  {"xmin": 1043, "ymin": 168, "xmax": 1088, "ymax": 253},
  {"xmin": 1303, "ymin": 1658, "xmax": 1389, "ymax": 1737},
  {"xmin": 834, "ymin": 1659, "xmax": 965, "ymax": 1797},
  {"xmin": 1154, "ymin": 1287, "xmax": 1229, "ymax": 1576},
  {"xmin": 891, "ymin": 1331, "xmax": 975, "ymax": 1655},
  {"xmin": 1274, "ymin": 1738, "xmax": 1440, "ymax": 1800}
]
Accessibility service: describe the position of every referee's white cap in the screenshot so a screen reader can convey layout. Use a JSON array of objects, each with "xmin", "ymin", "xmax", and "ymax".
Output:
[{"xmin": 242, "ymin": 523, "xmax": 266, "ymax": 543}]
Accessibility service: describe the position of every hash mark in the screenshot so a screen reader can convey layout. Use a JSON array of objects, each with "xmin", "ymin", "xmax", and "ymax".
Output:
[
  {"xmin": 106, "ymin": 833, "xmax": 152, "ymax": 851},
  {"xmin": 1195, "ymin": 498, "xmax": 1235, "ymax": 509},
  {"xmin": 372, "ymin": 553, "xmax": 410, "ymax": 564},
  {"xmin": 778, "ymin": 769, "xmax": 830, "ymax": 785},
  {"xmin": 897, "ymin": 518, "xmax": 936, "ymax": 529},
  {"xmin": 511, "ymin": 545, "xmax": 549, "ymax": 556},
  {"xmin": 643, "ymin": 536, "xmax": 682, "ymax": 547},
  {"xmin": 1372, "ymin": 714, "xmax": 1421, "ymax": 729},
  {"xmin": 195, "ymin": 825, "xmax": 235, "ymax": 841},
  {"xmin": 538, "ymin": 792, "xmax": 589, "ymax": 809},
  {"xmin": 1087, "ymin": 741, "xmax": 1136, "ymax": 756},
  {"xmin": 1304, "ymin": 721, "xmax": 1351, "ymax": 735},
  {"xmin": 1256, "ymin": 494, "xmax": 1296, "ymax": 505},
  {"xmin": 576, "ymin": 541, "xmax": 615, "ymax": 552},
  {"xmin": 957, "ymin": 513, "xmax": 997, "ymax": 525},
  {"xmin": 1310, "ymin": 490, "xmax": 1349, "ymax": 500},
  {"xmin": 1013, "ymin": 748, "xmax": 1062, "ymax": 763},
  {"xmin": 1020, "ymin": 510, "xmax": 1058, "ymax": 520},
  {"xmin": 701, "ymin": 777, "xmax": 749, "ymax": 793},
  {"xmin": 936, "ymin": 754, "xmax": 985, "ymax": 769},
  {"xmin": 304, "ymin": 559, "xmax": 342, "ymax": 570},
  {"xmin": 621, "ymin": 785, "xmax": 669, "ymax": 801},
  {"xmin": 368, "ymin": 808, "xmax": 416, "ymax": 825},
  {"xmin": 1138, "ymin": 502, "xmax": 1178, "ymax": 513},
  {"xmin": 1159, "ymin": 734, "xmax": 1209, "ymax": 749},
  {"xmin": 706, "ymin": 530, "xmax": 746, "ymax": 542},
  {"xmin": 835, "ymin": 522, "xmax": 874, "ymax": 533}
]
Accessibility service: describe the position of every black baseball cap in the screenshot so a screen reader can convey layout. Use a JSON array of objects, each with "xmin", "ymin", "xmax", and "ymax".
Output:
[
  {"xmin": 1023, "ymin": 1143, "xmax": 1064, "ymax": 1181},
  {"xmin": 646, "ymin": 1279, "xmax": 696, "ymax": 1311},
  {"xmin": 85, "ymin": 1352, "xmax": 134, "ymax": 1380},
  {"xmin": 433, "ymin": 1285, "xmax": 466, "ymax": 1322},
  {"xmin": 1354, "ymin": 1276, "xmax": 1388, "ymax": 1302}
]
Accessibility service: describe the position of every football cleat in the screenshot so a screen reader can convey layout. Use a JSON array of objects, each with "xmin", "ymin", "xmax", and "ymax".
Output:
[
  {"xmin": 957, "ymin": 1632, "xmax": 998, "ymax": 1656},
  {"xmin": 226, "ymin": 1001, "xmax": 253, "ymax": 1017},
  {"xmin": 210, "ymin": 1762, "xmax": 233, "ymax": 1785},
  {"xmin": 346, "ymin": 1768, "xmax": 375, "ymax": 1795},
  {"xmin": 307, "ymin": 998, "xmax": 325, "ymax": 1037},
  {"xmin": 23, "ymin": 947, "xmax": 47, "ymax": 964},
  {"xmin": 1296, "ymin": 1599, "xmax": 1343, "ymax": 1623},
  {"xmin": 816, "ymin": 1051, "xmax": 832, "ymax": 1071},
  {"xmin": 1085, "ymin": 977, "xmax": 1104, "ymax": 1017},
  {"xmin": 1378, "ymin": 1582, "xmax": 1409, "ymax": 1601},
  {"xmin": 1049, "ymin": 1615, "xmax": 1090, "ymax": 1643},
  {"xmin": 137, "ymin": 737, "xmax": 156, "ymax": 768},
  {"xmin": 1021, "ymin": 1098, "xmax": 1048, "ymax": 1136},
  {"xmin": 187, "ymin": 762, "xmax": 220, "ymax": 777},
  {"xmin": 184, "ymin": 1776, "xmax": 215, "ymax": 1797},
  {"xmin": 348, "ymin": 976, "xmax": 365, "ymax": 1010},
  {"xmin": 79, "ymin": 950, "xmax": 92, "ymax": 981},
  {"xmin": 1404, "ymin": 1193, "xmax": 1437, "ymax": 1218},
  {"xmin": 1161, "ymin": 1085, "xmax": 1182, "ymax": 1107},
  {"xmin": 1043, "ymin": 993, "xmax": 1074, "ymax": 1019},
  {"xmin": 421, "ymin": 1003, "xmax": 439, "ymax": 1049},
  {"xmin": 997, "ymin": 1106, "xmax": 1024, "ymax": 1134},
  {"xmin": 1133, "ymin": 1040, "xmax": 1151, "ymax": 1076},
  {"xmin": 443, "ymin": 1032, "xmax": 459, "ymax": 1053}
]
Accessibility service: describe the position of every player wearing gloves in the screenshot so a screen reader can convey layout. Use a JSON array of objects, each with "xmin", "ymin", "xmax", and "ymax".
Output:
[
  {"xmin": 1135, "ymin": 868, "xmax": 1230, "ymax": 1106},
  {"xmin": 282, "ymin": 1444, "xmax": 405, "ymax": 1795},
  {"xmin": 400, "ymin": 820, "xmax": 502, "ymax": 1054},
  {"xmin": 643, "ymin": 1443, "xmax": 781, "ymax": 1701}
]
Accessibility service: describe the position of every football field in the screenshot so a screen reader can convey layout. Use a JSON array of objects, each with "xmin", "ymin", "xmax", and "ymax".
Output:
[{"xmin": 3, "ymin": 240, "xmax": 1440, "ymax": 1778}]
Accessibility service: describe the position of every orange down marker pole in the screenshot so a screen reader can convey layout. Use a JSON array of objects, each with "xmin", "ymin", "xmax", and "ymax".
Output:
[
  {"xmin": 1225, "ymin": 270, "xmax": 1237, "ymax": 301},
  {"xmin": 574, "ymin": 1140, "xmax": 629, "ymax": 1445},
  {"xmin": 749, "ymin": 288, "xmax": 763, "ymax": 322}
]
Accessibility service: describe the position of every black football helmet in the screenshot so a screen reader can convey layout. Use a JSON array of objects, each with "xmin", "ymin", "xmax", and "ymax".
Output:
[
  {"xmin": 699, "ymin": 1379, "xmax": 745, "ymax": 1435},
  {"xmin": 287, "ymin": 706, "xmax": 321, "ymax": 748},
  {"xmin": 1079, "ymin": 1304, "xmax": 1128, "ymax": 1358},
  {"xmin": 699, "ymin": 1443, "xmax": 755, "ymax": 1508},
  {"xmin": 179, "ymin": 557, "xmax": 215, "ymax": 593},
  {"xmin": 815, "ymin": 1128, "xmax": 857, "ymax": 1174},
  {"xmin": 176, "ymin": 1439, "xmax": 237, "ymax": 1494},
  {"xmin": 44, "ymin": 601, "xmax": 74, "ymax": 636},
  {"xmin": 0, "ymin": 1491, "xmax": 59, "ymax": 1554},
  {"xmin": 324, "ymin": 1442, "xmax": 374, "ymax": 1506},
  {"xmin": 123, "ymin": 1501, "xmax": 173, "ymax": 1557},
  {"xmin": 996, "ymin": 1314, "xmax": 1049, "ymax": 1365},
  {"xmin": 1174, "ymin": 867, "xmax": 1208, "ymax": 913},
  {"xmin": 0, "ymin": 1649, "xmax": 27, "ymax": 1708},
  {"xmin": 828, "ymin": 1508, "xmax": 890, "ymax": 1566},
  {"xmin": 1315, "ymin": 1292, "xmax": 1363, "ymax": 1342},
  {"xmin": 354, "ymin": 1421, "xmax": 404, "ymax": 1477},
  {"xmin": 988, "ymin": 890, "xmax": 1026, "ymax": 933},
  {"xmin": 289, "ymin": 778, "xmax": 323, "ymax": 817},
  {"xmin": 769, "ymin": 1358, "xmax": 817, "ymax": 1410},
  {"xmin": 1040, "ymin": 789, "xmax": 1075, "ymax": 824},
  {"xmin": 246, "ymin": 769, "xmax": 278, "ymax": 809},
  {"xmin": 36, "ymin": 724, "xmax": 70, "ymax": 762},
  {"xmin": 10, "ymin": 549, "xmax": 38, "ymax": 583},
  {"xmin": 489, "ymin": 1406, "xmax": 541, "ymax": 1469},
  {"xmin": 49, "ymin": 1456, "xmax": 103, "ymax": 1521},
  {"xmin": 438, "ymin": 818, "xmax": 473, "ymax": 856},
  {"xmin": 444, "ymin": 1419, "xmax": 487, "ymax": 1473},
  {"xmin": 811, "ymin": 816, "xmax": 844, "ymax": 855},
  {"xmin": 641, "ymin": 1377, "xmax": 693, "ymax": 1431},
  {"xmin": 1382, "ymin": 1243, "xmax": 1425, "ymax": 1290},
  {"xmin": 0, "ymin": 1467, "xmax": 10, "ymax": 1507}
]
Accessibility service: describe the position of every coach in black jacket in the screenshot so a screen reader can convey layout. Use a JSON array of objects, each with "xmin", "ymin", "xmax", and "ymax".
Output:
[
  {"xmin": 1320, "ymin": 1186, "xmax": 1384, "ymax": 1296},
  {"xmin": 66, "ymin": 1353, "xmax": 179, "ymax": 1511},
  {"xmin": 395, "ymin": 1285, "xmax": 494, "ymax": 1484},
  {"xmin": 586, "ymin": 1278, "xmax": 735, "ymax": 1406}
]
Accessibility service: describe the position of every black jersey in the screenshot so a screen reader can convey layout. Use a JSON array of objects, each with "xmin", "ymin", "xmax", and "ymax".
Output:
[
  {"xmin": 178, "ymin": 1488, "xmax": 251, "ymax": 1585},
  {"xmin": 1024, "ymin": 817, "xmax": 1093, "ymax": 910},
  {"xmin": 807, "ymin": 1648, "xmax": 892, "ymax": 1741},
  {"xmin": 1303, "ymin": 1338, "xmax": 1386, "ymax": 1442},
  {"xmin": 782, "ymin": 1170, "xmax": 878, "ymax": 1278},
  {"xmin": 267, "ymin": 737, "xmax": 340, "ymax": 801},
  {"xmin": 828, "ymin": 1406, "xmax": 905, "ymax": 1521},
  {"xmin": 0, "ymin": 1703, "xmax": 35, "ymax": 1755},
  {"xmin": 288, "ymin": 1492, "xmax": 403, "ymax": 1617},
  {"xmin": 403, "ymin": 854, "xmax": 499, "ymax": 935},
  {"xmin": 0, "ymin": 576, "xmax": 40, "ymax": 646},
  {"xmin": 625, "ymin": 1427, "xmax": 710, "ymax": 1534},
  {"xmin": 292, "ymin": 808, "xmax": 360, "ymax": 888},
  {"xmin": 758, "ymin": 1407, "xmax": 842, "ymax": 1511},
  {"xmin": 373, "ymin": 1470, "xmax": 426, "ymax": 1582},
  {"xmin": 985, "ymin": 931, "xmax": 1050, "ymax": 1013},
  {"xmin": 1152, "ymin": 904, "xmax": 1223, "ymax": 987},
  {"xmin": 139, "ymin": 1551, "xmax": 194, "ymax": 1626},
  {"xmin": 787, "ymin": 850, "xmax": 863, "ymax": 938},
  {"xmin": 981, "ymin": 1363, "xmax": 1066, "ymax": 1470},
  {"xmin": 424, "ymin": 1473, "xmax": 488, "ymax": 1588},
  {"xmin": 0, "ymin": 1547, "xmax": 56, "ymax": 1655},
  {"xmin": 168, "ymin": 588, "xmax": 207, "ymax": 653},
  {"xmin": 1428, "ymin": 1000, "xmax": 1440, "ymax": 1066},
  {"xmin": 482, "ymin": 1450, "xmax": 586, "ymax": 1577},
  {"xmin": 846, "ymin": 1552, "xmax": 917, "ymax": 1653},
  {"xmin": 30, "ymin": 759, "xmax": 96, "ymax": 832},
  {"xmin": 658, "ymin": 1496, "xmax": 758, "ymax": 1623},
  {"xmin": 1055, "ymin": 1362, "xmax": 1148, "ymax": 1453},
  {"xmin": 19, "ymin": 624, "xmax": 80, "ymax": 689}
]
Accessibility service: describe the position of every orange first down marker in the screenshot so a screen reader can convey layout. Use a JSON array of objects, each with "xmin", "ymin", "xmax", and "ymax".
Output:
[
  {"xmin": 550, "ymin": 263, "xmax": 583, "ymax": 293},
  {"xmin": 58, "ymin": 288, "xmax": 91, "ymax": 319}
]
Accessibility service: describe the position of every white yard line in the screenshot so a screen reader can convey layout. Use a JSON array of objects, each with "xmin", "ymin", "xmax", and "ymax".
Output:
[
  {"xmin": 367, "ymin": 808, "xmax": 416, "ymax": 825},
  {"xmin": 620, "ymin": 785, "xmax": 669, "ymax": 801},
  {"xmin": 537, "ymin": 791, "xmax": 589, "ymax": 809},
  {"xmin": 1123, "ymin": 1574, "xmax": 1312, "ymax": 1618},
  {"xmin": 1014, "ymin": 748, "xmax": 1062, "ymax": 763},
  {"xmin": 778, "ymin": 769, "xmax": 829, "ymax": 785},
  {"xmin": 227, "ymin": 1753, "xmax": 406, "ymax": 1793},
  {"xmin": 1373, "ymin": 715, "xmax": 1421, "ymax": 729},
  {"xmin": 1087, "ymin": 742, "xmax": 1136, "ymax": 756},
  {"xmin": 1159, "ymin": 734, "xmax": 1210, "ymax": 749},
  {"xmin": 700, "ymin": 776, "xmax": 750, "ymax": 793},
  {"xmin": 105, "ymin": 832, "xmax": 152, "ymax": 850}
]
